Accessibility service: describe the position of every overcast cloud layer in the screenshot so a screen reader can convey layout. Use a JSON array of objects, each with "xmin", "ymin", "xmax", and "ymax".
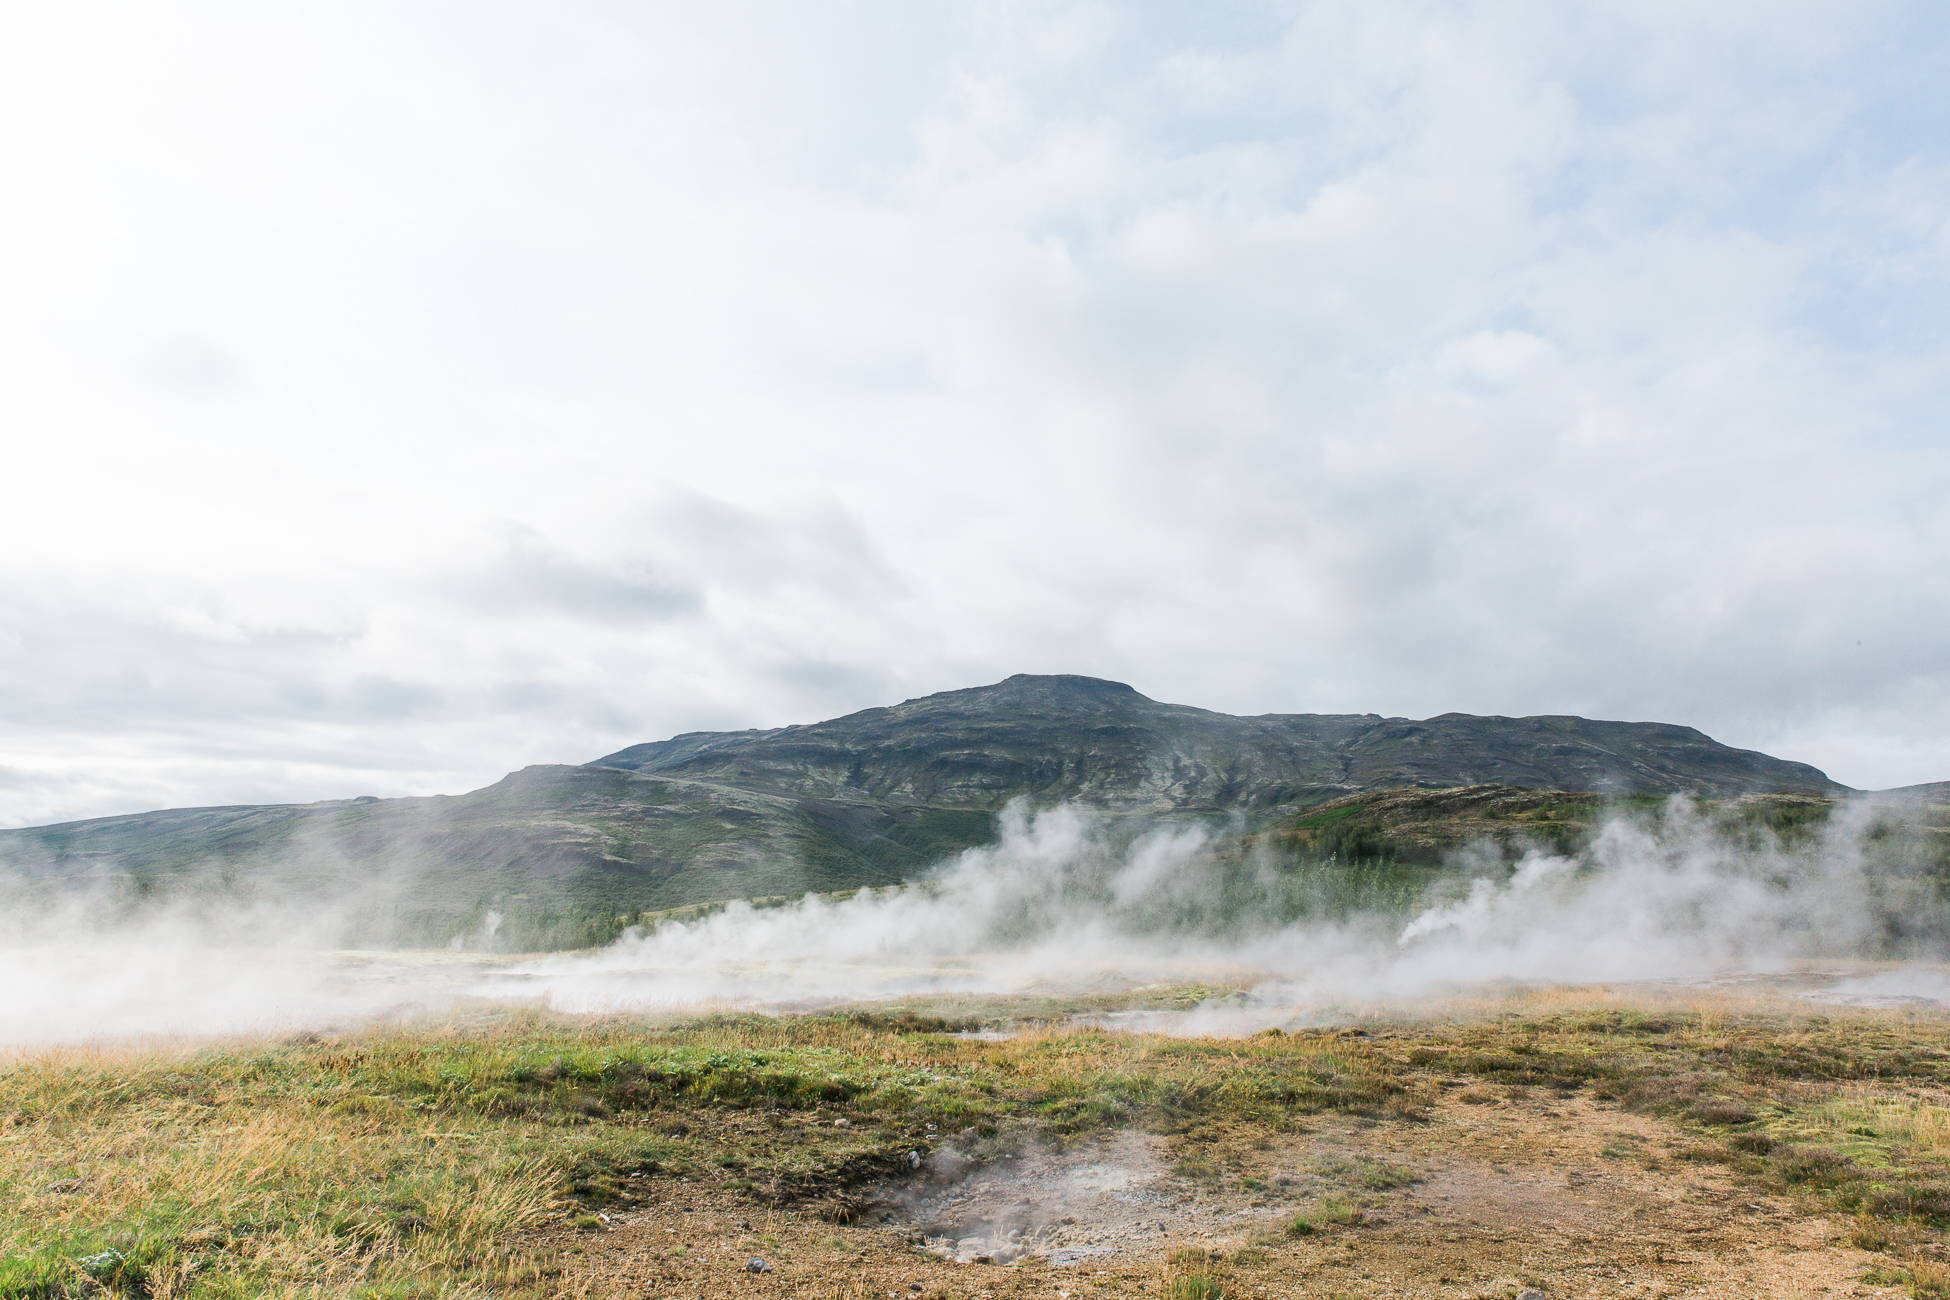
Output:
[{"xmin": 4, "ymin": 1, "xmax": 1949, "ymax": 826}]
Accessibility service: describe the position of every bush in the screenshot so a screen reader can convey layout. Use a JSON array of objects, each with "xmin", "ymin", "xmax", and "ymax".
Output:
[
  {"xmin": 1869, "ymin": 1185, "xmax": 1950, "ymax": 1222},
  {"xmin": 1771, "ymin": 1146, "xmax": 1855, "ymax": 1184},
  {"xmin": 1690, "ymin": 1101, "xmax": 1757, "ymax": 1126}
]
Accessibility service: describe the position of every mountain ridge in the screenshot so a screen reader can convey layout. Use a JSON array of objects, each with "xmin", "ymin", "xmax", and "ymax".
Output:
[{"xmin": 589, "ymin": 673, "xmax": 1844, "ymax": 809}]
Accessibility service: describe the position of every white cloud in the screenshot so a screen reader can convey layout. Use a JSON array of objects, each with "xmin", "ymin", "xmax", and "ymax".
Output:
[{"xmin": 2, "ymin": 0, "xmax": 1948, "ymax": 824}]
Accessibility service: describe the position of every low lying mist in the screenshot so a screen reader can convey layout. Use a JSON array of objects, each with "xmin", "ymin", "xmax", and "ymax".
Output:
[
  {"xmin": 3, "ymin": 794, "xmax": 1945, "ymax": 1045},
  {"xmin": 0, "ymin": 883, "xmax": 512, "ymax": 1045},
  {"xmin": 501, "ymin": 795, "xmax": 1948, "ymax": 1016}
]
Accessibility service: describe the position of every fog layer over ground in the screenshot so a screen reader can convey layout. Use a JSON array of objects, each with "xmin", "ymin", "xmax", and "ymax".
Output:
[
  {"xmin": 501, "ymin": 796, "xmax": 1941, "ymax": 1017},
  {"xmin": 0, "ymin": 883, "xmax": 521, "ymax": 1045},
  {"xmin": 2, "ymin": 796, "xmax": 1940, "ymax": 1045}
]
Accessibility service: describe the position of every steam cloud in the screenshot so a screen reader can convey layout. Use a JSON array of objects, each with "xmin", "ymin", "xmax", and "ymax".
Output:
[
  {"xmin": 2, "ymin": 795, "xmax": 1942, "ymax": 1046},
  {"xmin": 495, "ymin": 795, "xmax": 1946, "ymax": 1022}
]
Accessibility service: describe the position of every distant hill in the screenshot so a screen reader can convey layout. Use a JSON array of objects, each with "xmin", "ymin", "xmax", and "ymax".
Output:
[
  {"xmin": 0, "ymin": 675, "xmax": 1849, "ymax": 947},
  {"xmin": 593, "ymin": 673, "xmax": 1843, "ymax": 808}
]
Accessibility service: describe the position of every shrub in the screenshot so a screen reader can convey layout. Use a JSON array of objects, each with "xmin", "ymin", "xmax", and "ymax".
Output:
[
  {"xmin": 1771, "ymin": 1146, "xmax": 1854, "ymax": 1184},
  {"xmin": 1690, "ymin": 1101, "xmax": 1757, "ymax": 1126},
  {"xmin": 1869, "ymin": 1185, "xmax": 1950, "ymax": 1222}
]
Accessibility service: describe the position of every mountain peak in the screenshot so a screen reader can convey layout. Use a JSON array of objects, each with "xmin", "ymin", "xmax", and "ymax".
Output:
[
  {"xmin": 904, "ymin": 673, "xmax": 1149, "ymax": 710},
  {"xmin": 1000, "ymin": 672, "xmax": 1139, "ymax": 694}
]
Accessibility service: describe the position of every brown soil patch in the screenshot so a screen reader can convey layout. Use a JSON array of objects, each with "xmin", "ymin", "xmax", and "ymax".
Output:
[{"xmin": 543, "ymin": 1087, "xmax": 1900, "ymax": 1299}]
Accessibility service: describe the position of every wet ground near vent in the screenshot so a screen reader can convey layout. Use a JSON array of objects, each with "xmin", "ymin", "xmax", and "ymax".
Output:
[{"xmin": 535, "ymin": 1084, "xmax": 1901, "ymax": 1299}]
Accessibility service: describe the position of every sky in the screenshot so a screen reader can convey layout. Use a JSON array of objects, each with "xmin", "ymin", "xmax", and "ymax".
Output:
[{"xmin": 2, "ymin": 0, "xmax": 1947, "ymax": 827}]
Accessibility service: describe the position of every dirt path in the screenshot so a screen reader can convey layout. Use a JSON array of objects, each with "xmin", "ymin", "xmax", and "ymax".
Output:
[{"xmin": 547, "ymin": 1088, "xmax": 1898, "ymax": 1299}]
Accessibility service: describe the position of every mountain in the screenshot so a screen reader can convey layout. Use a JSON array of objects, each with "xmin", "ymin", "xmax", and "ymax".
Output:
[
  {"xmin": 0, "ymin": 675, "xmax": 1848, "ymax": 946},
  {"xmin": 592, "ymin": 673, "xmax": 1843, "ymax": 809}
]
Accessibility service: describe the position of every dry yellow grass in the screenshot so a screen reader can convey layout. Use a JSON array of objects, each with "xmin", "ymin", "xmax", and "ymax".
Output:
[
  {"xmin": 1813, "ymin": 1092, "xmax": 1950, "ymax": 1156},
  {"xmin": 1, "ymin": 1041, "xmax": 571, "ymax": 1297}
]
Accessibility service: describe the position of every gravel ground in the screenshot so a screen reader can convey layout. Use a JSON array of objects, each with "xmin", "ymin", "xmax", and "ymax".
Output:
[{"xmin": 537, "ymin": 1084, "xmax": 1902, "ymax": 1299}]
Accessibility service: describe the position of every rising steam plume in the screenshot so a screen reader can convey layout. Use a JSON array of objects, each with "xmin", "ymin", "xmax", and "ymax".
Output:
[
  {"xmin": 502, "ymin": 794, "xmax": 1946, "ymax": 1018},
  {"xmin": 1, "ymin": 795, "xmax": 1943, "ymax": 1045}
]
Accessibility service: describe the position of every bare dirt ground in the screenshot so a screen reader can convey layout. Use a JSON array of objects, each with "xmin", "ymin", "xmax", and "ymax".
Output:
[{"xmin": 543, "ymin": 1081, "xmax": 1899, "ymax": 1300}]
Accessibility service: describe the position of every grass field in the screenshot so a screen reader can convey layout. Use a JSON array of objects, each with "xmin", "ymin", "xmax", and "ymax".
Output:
[{"xmin": 7, "ymin": 986, "xmax": 1950, "ymax": 1298}]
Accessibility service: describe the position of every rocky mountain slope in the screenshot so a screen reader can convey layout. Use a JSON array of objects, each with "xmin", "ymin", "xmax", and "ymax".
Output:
[
  {"xmin": 0, "ymin": 675, "xmax": 1849, "ymax": 946},
  {"xmin": 593, "ymin": 673, "xmax": 1842, "ymax": 808}
]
